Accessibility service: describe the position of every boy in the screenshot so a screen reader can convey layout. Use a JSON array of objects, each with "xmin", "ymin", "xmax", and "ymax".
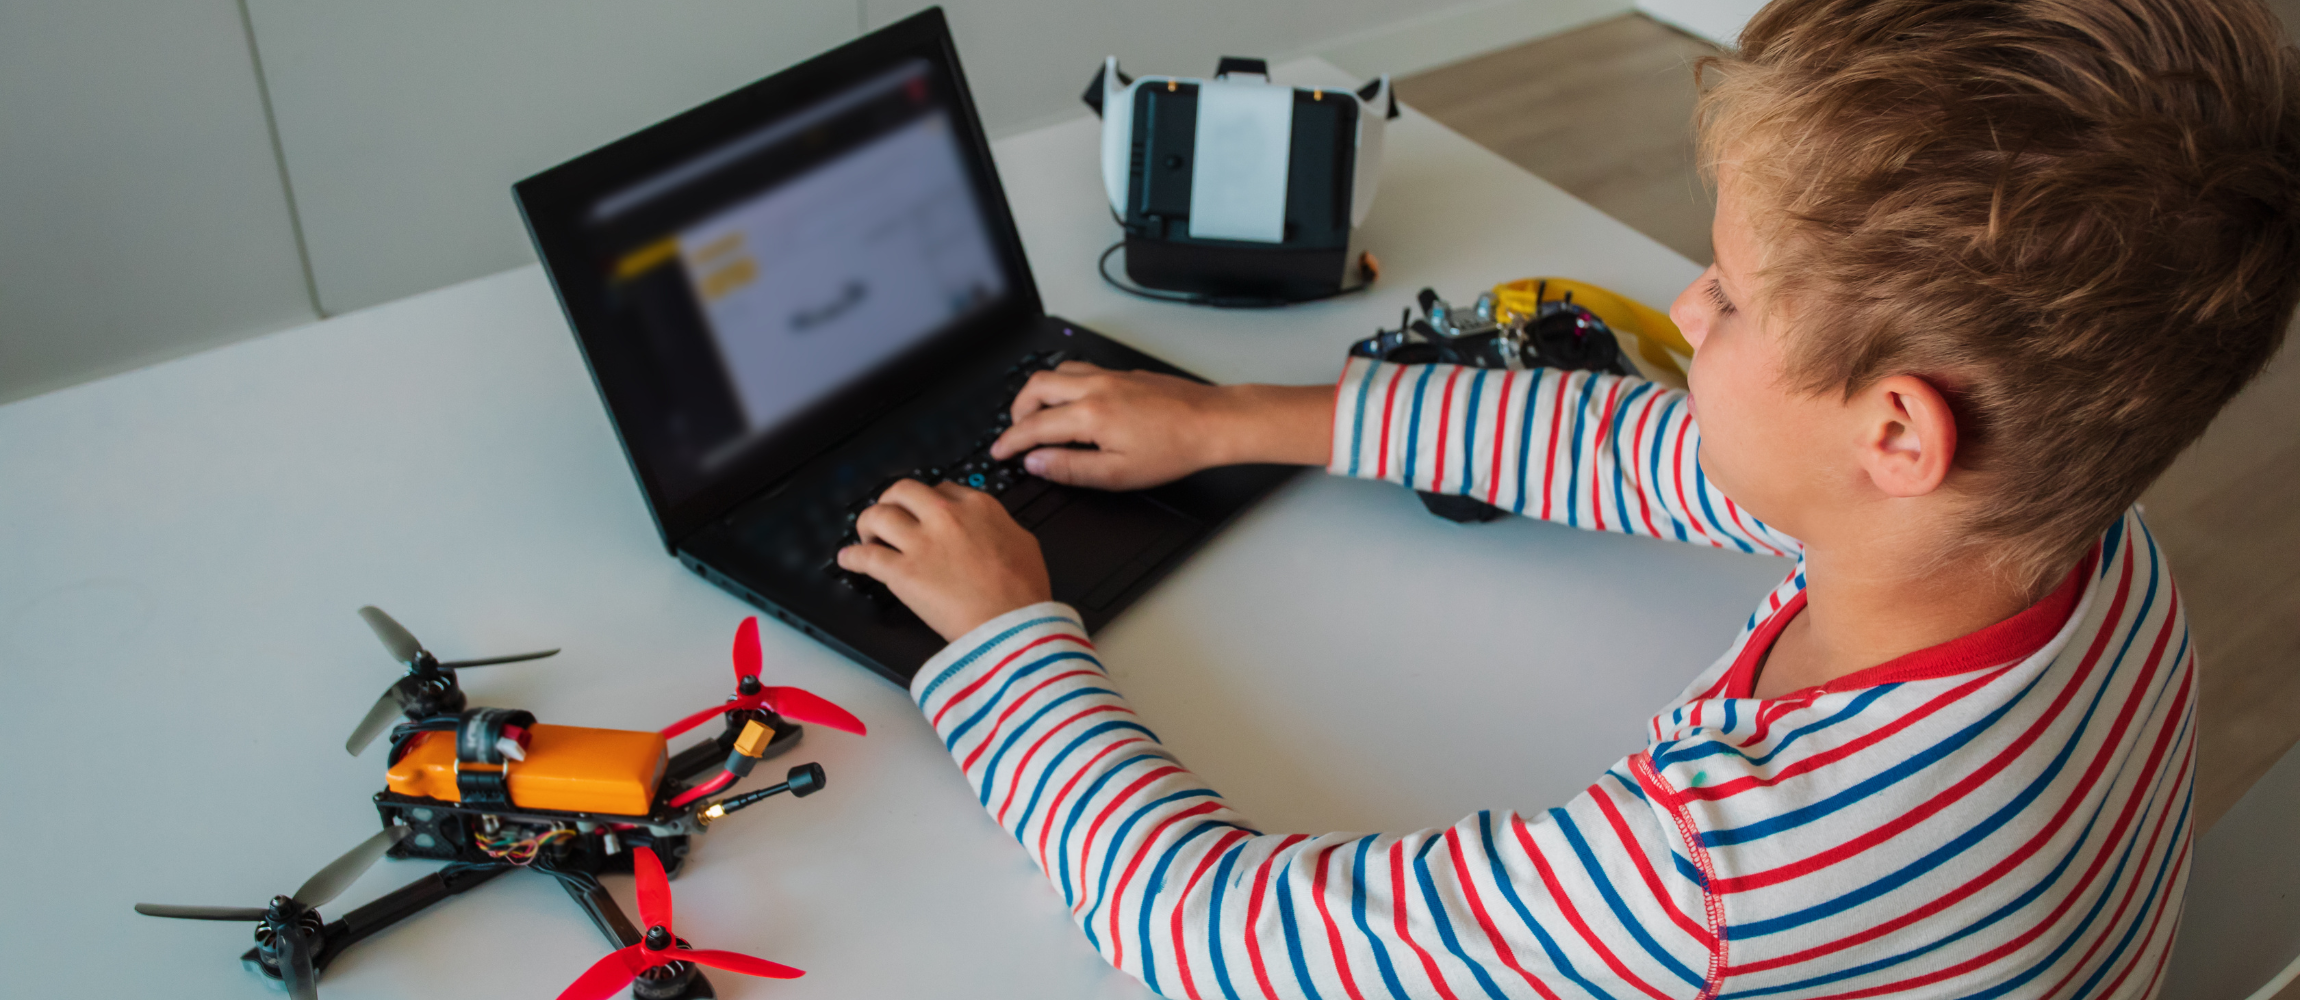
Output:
[{"xmin": 836, "ymin": 0, "xmax": 2300, "ymax": 995}]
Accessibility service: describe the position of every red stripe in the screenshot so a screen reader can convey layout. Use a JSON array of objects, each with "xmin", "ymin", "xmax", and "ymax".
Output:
[
  {"xmin": 1172, "ymin": 829, "xmax": 1252, "ymax": 1000},
  {"xmin": 1107, "ymin": 801, "xmax": 1226, "ymax": 969},
  {"xmin": 1309, "ymin": 843, "xmax": 1370, "ymax": 1000},
  {"xmin": 1690, "ymin": 662, "xmax": 2014, "ymax": 803},
  {"xmin": 1243, "ymin": 835, "xmax": 1312, "ymax": 1000},
  {"xmin": 2140, "ymin": 909, "xmax": 2185, "ymax": 998},
  {"xmin": 1721, "ymin": 494, "xmax": 1785, "ymax": 557},
  {"xmin": 1589, "ymin": 377, "xmax": 1622, "ymax": 532},
  {"xmin": 1376, "ymin": 365, "xmax": 1407, "ymax": 479},
  {"xmin": 1073, "ymin": 765, "xmax": 1185, "ymax": 910},
  {"xmin": 1588, "ymin": 783, "xmax": 1712, "ymax": 945},
  {"xmin": 1389, "ymin": 840, "xmax": 1464, "ymax": 1000},
  {"xmin": 1629, "ymin": 756, "xmax": 1727, "ymax": 999},
  {"xmin": 1487, "ymin": 371, "xmax": 1516, "ymax": 505},
  {"xmin": 1797, "ymin": 653, "xmax": 2192, "ymax": 999},
  {"xmin": 962, "ymin": 668, "xmax": 1102, "ymax": 771},
  {"xmin": 1715, "ymin": 547, "xmax": 2143, "ymax": 895},
  {"xmin": 1432, "ymin": 367, "xmax": 1463, "ymax": 491},
  {"xmin": 2037, "ymin": 724, "xmax": 2195, "ymax": 1000},
  {"xmin": 929, "ymin": 632, "xmax": 1093, "ymax": 728},
  {"xmin": 1625, "ymin": 388, "xmax": 1666, "ymax": 538},
  {"xmin": 996, "ymin": 703, "xmax": 1136, "ymax": 825},
  {"xmin": 1733, "ymin": 549, "xmax": 2170, "ymax": 977},
  {"xmin": 1038, "ymin": 737, "xmax": 1153, "ymax": 867},
  {"xmin": 2104, "ymin": 840, "xmax": 2189, "ymax": 1000},
  {"xmin": 1667, "ymin": 414, "xmax": 1721, "ymax": 546},
  {"xmin": 1539, "ymin": 372, "xmax": 1570, "ymax": 521},
  {"xmin": 1510, "ymin": 811, "xmax": 1682, "ymax": 1000},
  {"xmin": 1444, "ymin": 829, "xmax": 1565, "ymax": 1000}
]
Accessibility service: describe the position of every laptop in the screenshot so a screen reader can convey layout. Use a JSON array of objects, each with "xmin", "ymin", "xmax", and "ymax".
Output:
[{"xmin": 514, "ymin": 8, "xmax": 1297, "ymax": 685}]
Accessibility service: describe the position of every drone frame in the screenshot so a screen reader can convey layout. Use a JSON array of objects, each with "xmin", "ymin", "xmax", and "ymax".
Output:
[{"xmin": 230, "ymin": 703, "xmax": 811, "ymax": 1000}]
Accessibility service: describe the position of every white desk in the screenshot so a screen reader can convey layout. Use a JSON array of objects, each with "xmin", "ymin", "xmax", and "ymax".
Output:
[{"xmin": 0, "ymin": 60, "xmax": 1790, "ymax": 999}]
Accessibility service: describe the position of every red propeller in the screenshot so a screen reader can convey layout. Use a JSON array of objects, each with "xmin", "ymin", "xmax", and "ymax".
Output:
[
  {"xmin": 661, "ymin": 617, "xmax": 867, "ymax": 738},
  {"xmin": 555, "ymin": 847, "xmax": 803, "ymax": 1000}
]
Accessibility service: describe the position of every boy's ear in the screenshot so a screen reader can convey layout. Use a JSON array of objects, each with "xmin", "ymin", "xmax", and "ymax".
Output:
[{"xmin": 1858, "ymin": 375, "xmax": 1959, "ymax": 498}]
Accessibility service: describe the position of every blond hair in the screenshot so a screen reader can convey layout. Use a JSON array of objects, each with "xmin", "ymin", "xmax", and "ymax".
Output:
[{"xmin": 1698, "ymin": 0, "xmax": 2300, "ymax": 591}]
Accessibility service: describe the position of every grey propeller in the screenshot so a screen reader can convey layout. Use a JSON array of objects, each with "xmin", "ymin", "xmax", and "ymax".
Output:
[
  {"xmin": 136, "ymin": 826, "xmax": 410, "ymax": 921},
  {"xmin": 356, "ymin": 606, "xmax": 422, "ymax": 665},
  {"xmin": 291, "ymin": 825, "xmax": 410, "ymax": 909},
  {"xmin": 132, "ymin": 903, "xmax": 267, "ymax": 920},
  {"xmin": 344, "ymin": 607, "xmax": 557, "ymax": 756}
]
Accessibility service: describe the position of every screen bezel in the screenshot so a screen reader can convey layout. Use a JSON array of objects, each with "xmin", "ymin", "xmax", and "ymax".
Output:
[{"xmin": 513, "ymin": 7, "xmax": 1041, "ymax": 549}]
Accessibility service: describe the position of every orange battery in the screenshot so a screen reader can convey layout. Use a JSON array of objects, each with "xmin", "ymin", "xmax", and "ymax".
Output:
[{"xmin": 385, "ymin": 724, "xmax": 668, "ymax": 816}]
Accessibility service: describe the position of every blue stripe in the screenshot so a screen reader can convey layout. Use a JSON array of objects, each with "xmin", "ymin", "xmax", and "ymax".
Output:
[
  {"xmin": 1056, "ymin": 752, "xmax": 1173, "ymax": 905},
  {"xmin": 1951, "ymin": 802, "xmax": 2155, "ymax": 1000},
  {"xmin": 1080, "ymin": 788, "xmax": 1222, "ymax": 945},
  {"xmin": 1703, "ymin": 677, "xmax": 2041, "ymax": 850},
  {"xmin": 1402, "ymin": 365, "xmax": 1438, "ymax": 486},
  {"xmin": 2101, "ymin": 514, "xmax": 2127, "ymax": 576},
  {"xmin": 1460, "ymin": 369, "xmax": 1487, "ymax": 495},
  {"xmin": 1722, "ymin": 699, "xmax": 1738, "ymax": 733},
  {"xmin": 1690, "ymin": 456, "xmax": 1755, "ymax": 554},
  {"xmin": 1608, "ymin": 381, "xmax": 1657, "ymax": 535},
  {"xmin": 976, "ymin": 686, "xmax": 1116, "ymax": 806},
  {"xmin": 1650, "ymin": 396, "xmax": 1688, "ymax": 541},
  {"xmin": 1347, "ymin": 360, "xmax": 1377, "ymax": 478},
  {"xmin": 1477, "ymin": 811, "xmax": 1619, "ymax": 999},
  {"xmin": 1009, "ymin": 720, "xmax": 1155, "ymax": 835},
  {"xmin": 1135, "ymin": 820, "xmax": 1230, "ymax": 996},
  {"xmin": 943, "ymin": 650, "xmax": 1099, "ymax": 750},
  {"xmin": 1351, "ymin": 837, "xmax": 1413, "ymax": 999},
  {"xmin": 1563, "ymin": 372, "xmax": 1600, "ymax": 527},
  {"xmin": 1510, "ymin": 371, "xmax": 1545, "ymax": 514},
  {"xmin": 1728, "ymin": 543, "xmax": 2168, "ymax": 939},
  {"xmin": 2065, "ymin": 754, "xmax": 2193, "ymax": 1000},
  {"xmin": 916, "ymin": 616, "xmax": 1075, "ymax": 705},
  {"xmin": 1656, "ymin": 686, "xmax": 1897, "ymax": 767},
  {"xmin": 1274, "ymin": 855, "xmax": 1329, "ymax": 1000},
  {"xmin": 1208, "ymin": 840, "xmax": 1251, "ymax": 1000},
  {"xmin": 1555, "ymin": 808, "xmax": 1707, "ymax": 987},
  {"xmin": 1413, "ymin": 836, "xmax": 1511, "ymax": 999}
]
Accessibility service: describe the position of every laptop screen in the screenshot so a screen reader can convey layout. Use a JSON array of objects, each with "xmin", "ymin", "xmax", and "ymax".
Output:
[{"xmin": 518, "ymin": 10, "xmax": 1037, "ymax": 547}]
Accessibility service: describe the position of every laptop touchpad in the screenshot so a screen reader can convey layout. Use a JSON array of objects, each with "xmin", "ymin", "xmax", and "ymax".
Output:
[{"xmin": 1032, "ymin": 490, "xmax": 1201, "ymax": 611}]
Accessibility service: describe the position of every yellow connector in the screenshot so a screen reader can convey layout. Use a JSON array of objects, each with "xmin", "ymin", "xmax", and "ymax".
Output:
[{"xmin": 733, "ymin": 719, "xmax": 776, "ymax": 758}]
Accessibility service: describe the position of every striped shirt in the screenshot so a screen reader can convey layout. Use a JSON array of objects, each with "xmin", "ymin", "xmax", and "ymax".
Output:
[{"xmin": 911, "ymin": 359, "xmax": 2195, "ymax": 999}]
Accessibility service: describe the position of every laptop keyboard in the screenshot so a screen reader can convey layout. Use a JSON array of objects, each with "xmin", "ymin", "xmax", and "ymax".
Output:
[{"xmin": 821, "ymin": 349, "xmax": 1075, "ymax": 602}]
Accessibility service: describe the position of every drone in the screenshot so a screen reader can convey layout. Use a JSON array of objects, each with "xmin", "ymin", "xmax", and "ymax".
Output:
[
  {"xmin": 1351, "ymin": 284, "xmax": 1635, "ymax": 376},
  {"xmin": 136, "ymin": 609, "xmax": 867, "ymax": 1000}
]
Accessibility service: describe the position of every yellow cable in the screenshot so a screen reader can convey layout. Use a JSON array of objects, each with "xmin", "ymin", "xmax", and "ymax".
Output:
[{"xmin": 1490, "ymin": 278, "xmax": 1691, "ymax": 378}]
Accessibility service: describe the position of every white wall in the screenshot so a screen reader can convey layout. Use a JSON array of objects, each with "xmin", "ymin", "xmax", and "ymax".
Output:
[
  {"xmin": 1634, "ymin": 0, "xmax": 1764, "ymax": 48},
  {"xmin": 242, "ymin": 0, "xmax": 859, "ymax": 318},
  {"xmin": 0, "ymin": 0, "xmax": 1628, "ymax": 404},
  {"xmin": 0, "ymin": 0, "xmax": 318, "ymax": 404}
]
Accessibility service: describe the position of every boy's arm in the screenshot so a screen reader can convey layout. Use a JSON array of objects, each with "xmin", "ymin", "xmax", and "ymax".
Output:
[
  {"xmin": 915, "ymin": 603, "xmax": 1722, "ymax": 999},
  {"xmin": 1331, "ymin": 357, "xmax": 1799, "ymax": 557}
]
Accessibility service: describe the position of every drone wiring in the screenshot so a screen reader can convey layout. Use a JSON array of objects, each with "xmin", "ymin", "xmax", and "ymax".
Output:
[{"xmin": 477, "ymin": 826, "xmax": 578, "ymax": 866}]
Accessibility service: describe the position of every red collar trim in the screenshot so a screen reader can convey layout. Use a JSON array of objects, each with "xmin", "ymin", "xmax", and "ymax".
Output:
[{"xmin": 1721, "ymin": 548, "xmax": 2096, "ymax": 700}]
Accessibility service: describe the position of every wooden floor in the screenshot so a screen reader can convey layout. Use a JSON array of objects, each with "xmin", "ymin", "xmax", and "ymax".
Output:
[{"xmin": 1400, "ymin": 13, "xmax": 2300, "ymax": 833}]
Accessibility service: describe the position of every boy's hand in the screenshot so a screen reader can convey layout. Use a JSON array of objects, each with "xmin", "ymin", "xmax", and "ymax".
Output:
[
  {"xmin": 990, "ymin": 361, "xmax": 1333, "ymax": 490},
  {"xmin": 837, "ymin": 480, "xmax": 1051, "ymax": 642}
]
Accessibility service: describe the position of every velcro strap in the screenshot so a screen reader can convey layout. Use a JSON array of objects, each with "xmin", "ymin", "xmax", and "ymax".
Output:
[{"xmin": 456, "ymin": 707, "xmax": 536, "ymax": 765}]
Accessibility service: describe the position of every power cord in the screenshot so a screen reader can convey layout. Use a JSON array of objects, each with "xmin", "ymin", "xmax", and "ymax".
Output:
[{"xmin": 1096, "ymin": 241, "xmax": 1376, "ymax": 309}]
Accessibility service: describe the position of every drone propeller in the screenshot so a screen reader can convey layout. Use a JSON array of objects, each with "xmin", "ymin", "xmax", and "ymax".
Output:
[
  {"xmin": 345, "ymin": 606, "xmax": 560, "ymax": 756},
  {"xmin": 136, "ymin": 826, "xmax": 411, "ymax": 1000},
  {"xmin": 556, "ymin": 847, "xmax": 803, "ymax": 1000},
  {"xmin": 661, "ymin": 617, "xmax": 867, "ymax": 740}
]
